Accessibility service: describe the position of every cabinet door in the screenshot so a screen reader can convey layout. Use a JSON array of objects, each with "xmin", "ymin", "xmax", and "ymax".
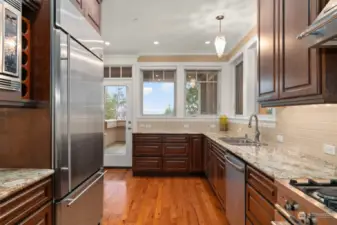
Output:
[
  {"xmin": 217, "ymin": 159, "xmax": 226, "ymax": 207},
  {"xmin": 211, "ymin": 152, "xmax": 218, "ymax": 190},
  {"xmin": 246, "ymin": 185, "xmax": 274, "ymax": 225},
  {"xmin": 190, "ymin": 136, "xmax": 203, "ymax": 172},
  {"xmin": 279, "ymin": 0, "xmax": 320, "ymax": 99},
  {"xmin": 20, "ymin": 203, "xmax": 52, "ymax": 225},
  {"xmin": 258, "ymin": 0, "xmax": 279, "ymax": 101},
  {"xmin": 133, "ymin": 157, "xmax": 162, "ymax": 172},
  {"xmin": 163, "ymin": 158, "xmax": 189, "ymax": 172},
  {"xmin": 163, "ymin": 143, "xmax": 189, "ymax": 157}
]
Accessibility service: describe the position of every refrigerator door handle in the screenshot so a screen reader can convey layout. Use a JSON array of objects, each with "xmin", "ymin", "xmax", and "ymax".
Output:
[{"xmin": 65, "ymin": 171, "xmax": 106, "ymax": 207}]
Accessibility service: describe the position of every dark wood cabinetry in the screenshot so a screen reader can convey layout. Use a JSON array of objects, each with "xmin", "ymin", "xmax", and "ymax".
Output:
[
  {"xmin": 246, "ymin": 185, "xmax": 274, "ymax": 225},
  {"xmin": 0, "ymin": 177, "xmax": 53, "ymax": 225},
  {"xmin": 132, "ymin": 134, "xmax": 202, "ymax": 174},
  {"xmin": 20, "ymin": 203, "xmax": 52, "ymax": 225},
  {"xmin": 203, "ymin": 141, "xmax": 226, "ymax": 209},
  {"xmin": 258, "ymin": 0, "xmax": 337, "ymax": 107},
  {"xmin": 190, "ymin": 135, "xmax": 203, "ymax": 172},
  {"xmin": 246, "ymin": 166, "xmax": 276, "ymax": 225}
]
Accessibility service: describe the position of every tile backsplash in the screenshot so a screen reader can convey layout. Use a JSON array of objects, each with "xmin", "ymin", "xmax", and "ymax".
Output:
[
  {"xmin": 137, "ymin": 120, "xmax": 219, "ymax": 133},
  {"xmin": 136, "ymin": 105, "xmax": 337, "ymax": 165},
  {"xmin": 230, "ymin": 105, "xmax": 337, "ymax": 164}
]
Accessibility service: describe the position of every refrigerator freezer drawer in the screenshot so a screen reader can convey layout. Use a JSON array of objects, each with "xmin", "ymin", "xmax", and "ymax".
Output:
[{"xmin": 55, "ymin": 170, "xmax": 104, "ymax": 225}]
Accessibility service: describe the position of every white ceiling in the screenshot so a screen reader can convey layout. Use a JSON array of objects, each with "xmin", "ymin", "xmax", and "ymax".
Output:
[{"xmin": 101, "ymin": 0, "xmax": 257, "ymax": 55}]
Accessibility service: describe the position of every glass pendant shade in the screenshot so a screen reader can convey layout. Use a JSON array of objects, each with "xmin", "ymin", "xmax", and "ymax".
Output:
[{"xmin": 214, "ymin": 35, "xmax": 226, "ymax": 58}]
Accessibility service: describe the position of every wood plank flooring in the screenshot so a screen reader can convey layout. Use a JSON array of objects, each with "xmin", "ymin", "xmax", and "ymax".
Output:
[{"xmin": 102, "ymin": 169, "xmax": 228, "ymax": 225}]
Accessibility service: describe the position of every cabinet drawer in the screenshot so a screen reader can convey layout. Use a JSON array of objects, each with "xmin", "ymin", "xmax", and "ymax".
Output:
[
  {"xmin": 0, "ymin": 178, "xmax": 52, "ymax": 225},
  {"xmin": 133, "ymin": 134, "xmax": 162, "ymax": 143},
  {"xmin": 19, "ymin": 203, "xmax": 52, "ymax": 225},
  {"xmin": 163, "ymin": 135, "xmax": 189, "ymax": 143},
  {"xmin": 163, "ymin": 143, "xmax": 189, "ymax": 157},
  {"xmin": 246, "ymin": 184, "xmax": 274, "ymax": 225},
  {"xmin": 133, "ymin": 157, "xmax": 162, "ymax": 172},
  {"xmin": 163, "ymin": 158, "xmax": 189, "ymax": 172},
  {"xmin": 133, "ymin": 143, "xmax": 162, "ymax": 156},
  {"xmin": 247, "ymin": 166, "xmax": 277, "ymax": 204}
]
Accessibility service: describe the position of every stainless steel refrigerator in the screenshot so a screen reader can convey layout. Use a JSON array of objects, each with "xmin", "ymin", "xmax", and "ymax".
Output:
[{"xmin": 52, "ymin": 0, "xmax": 104, "ymax": 224}]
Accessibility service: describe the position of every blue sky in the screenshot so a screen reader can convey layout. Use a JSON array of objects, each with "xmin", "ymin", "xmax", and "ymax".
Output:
[{"xmin": 143, "ymin": 82, "xmax": 174, "ymax": 115}]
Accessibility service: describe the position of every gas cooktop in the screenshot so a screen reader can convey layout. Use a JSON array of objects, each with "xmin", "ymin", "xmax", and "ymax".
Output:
[{"xmin": 290, "ymin": 179, "xmax": 337, "ymax": 212}]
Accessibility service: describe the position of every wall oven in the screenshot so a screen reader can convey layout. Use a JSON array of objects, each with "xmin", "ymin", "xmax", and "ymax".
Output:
[{"xmin": 0, "ymin": 0, "xmax": 21, "ymax": 92}]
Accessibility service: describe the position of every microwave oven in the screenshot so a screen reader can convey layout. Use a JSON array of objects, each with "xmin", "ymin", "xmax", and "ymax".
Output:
[{"xmin": 0, "ymin": 0, "xmax": 21, "ymax": 93}]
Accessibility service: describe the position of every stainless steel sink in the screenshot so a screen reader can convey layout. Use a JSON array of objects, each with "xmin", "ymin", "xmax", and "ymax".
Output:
[{"xmin": 219, "ymin": 137, "xmax": 267, "ymax": 146}]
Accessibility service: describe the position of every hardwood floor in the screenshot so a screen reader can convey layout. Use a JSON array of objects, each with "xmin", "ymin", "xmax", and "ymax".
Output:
[{"xmin": 102, "ymin": 169, "xmax": 228, "ymax": 225}]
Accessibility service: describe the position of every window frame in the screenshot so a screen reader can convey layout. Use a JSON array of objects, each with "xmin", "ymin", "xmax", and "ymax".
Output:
[
  {"xmin": 140, "ymin": 69, "xmax": 177, "ymax": 117},
  {"xmin": 104, "ymin": 65, "xmax": 133, "ymax": 79},
  {"xmin": 184, "ymin": 69, "xmax": 220, "ymax": 117}
]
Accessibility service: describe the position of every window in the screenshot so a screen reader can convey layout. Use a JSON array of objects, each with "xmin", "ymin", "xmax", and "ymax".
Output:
[
  {"xmin": 104, "ymin": 86, "xmax": 127, "ymax": 120},
  {"xmin": 185, "ymin": 70, "xmax": 218, "ymax": 116},
  {"xmin": 235, "ymin": 62, "xmax": 244, "ymax": 115},
  {"xmin": 142, "ymin": 70, "xmax": 176, "ymax": 116},
  {"xmin": 104, "ymin": 66, "xmax": 132, "ymax": 78}
]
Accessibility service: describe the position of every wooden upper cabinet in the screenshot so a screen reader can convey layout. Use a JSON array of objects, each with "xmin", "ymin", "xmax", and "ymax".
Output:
[
  {"xmin": 279, "ymin": 0, "xmax": 320, "ymax": 99},
  {"xmin": 258, "ymin": 0, "xmax": 337, "ymax": 106},
  {"xmin": 258, "ymin": 0, "xmax": 278, "ymax": 101}
]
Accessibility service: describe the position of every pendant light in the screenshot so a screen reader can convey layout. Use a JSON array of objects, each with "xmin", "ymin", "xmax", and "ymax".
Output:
[{"xmin": 214, "ymin": 15, "xmax": 227, "ymax": 58}]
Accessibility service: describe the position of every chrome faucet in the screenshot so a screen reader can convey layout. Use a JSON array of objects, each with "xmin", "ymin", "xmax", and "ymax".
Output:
[{"xmin": 248, "ymin": 114, "xmax": 260, "ymax": 143}]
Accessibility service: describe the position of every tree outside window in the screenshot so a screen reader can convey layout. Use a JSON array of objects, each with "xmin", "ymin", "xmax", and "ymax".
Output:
[{"xmin": 105, "ymin": 86, "xmax": 127, "ymax": 120}]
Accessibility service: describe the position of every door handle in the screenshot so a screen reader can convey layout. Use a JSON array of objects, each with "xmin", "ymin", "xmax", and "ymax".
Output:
[
  {"xmin": 66, "ymin": 171, "xmax": 106, "ymax": 207},
  {"xmin": 224, "ymin": 155, "xmax": 244, "ymax": 172}
]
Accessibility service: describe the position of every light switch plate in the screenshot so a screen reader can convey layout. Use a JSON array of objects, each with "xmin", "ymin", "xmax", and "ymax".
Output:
[
  {"xmin": 277, "ymin": 135, "xmax": 284, "ymax": 143},
  {"xmin": 183, "ymin": 124, "xmax": 190, "ymax": 128},
  {"xmin": 145, "ymin": 124, "xmax": 152, "ymax": 128},
  {"xmin": 324, "ymin": 144, "xmax": 336, "ymax": 155},
  {"xmin": 210, "ymin": 124, "xmax": 216, "ymax": 128},
  {"xmin": 140, "ymin": 124, "xmax": 145, "ymax": 128}
]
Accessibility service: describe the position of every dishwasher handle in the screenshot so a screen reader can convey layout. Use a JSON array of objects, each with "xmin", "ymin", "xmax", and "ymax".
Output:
[{"xmin": 225, "ymin": 155, "xmax": 245, "ymax": 172}]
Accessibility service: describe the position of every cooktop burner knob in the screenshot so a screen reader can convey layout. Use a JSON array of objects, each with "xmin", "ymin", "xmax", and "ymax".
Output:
[
  {"xmin": 307, "ymin": 214, "xmax": 317, "ymax": 225},
  {"xmin": 285, "ymin": 201, "xmax": 299, "ymax": 211},
  {"xmin": 298, "ymin": 211, "xmax": 307, "ymax": 222}
]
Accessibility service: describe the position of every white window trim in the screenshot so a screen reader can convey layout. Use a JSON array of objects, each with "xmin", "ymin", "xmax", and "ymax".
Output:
[
  {"xmin": 228, "ymin": 36, "xmax": 276, "ymax": 124},
  {"xmin": 140, "ymin": 69, "xmax": 177, "ymax": 117},
  {"xmin": 183, "ymin": 67, "xmax": 221, "ymax": 118}
]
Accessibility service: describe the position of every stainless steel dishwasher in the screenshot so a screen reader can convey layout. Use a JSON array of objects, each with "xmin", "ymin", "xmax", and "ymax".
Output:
[{"xmin": 225, "ymin": 153, "xmax": 246, "ymax": 225}]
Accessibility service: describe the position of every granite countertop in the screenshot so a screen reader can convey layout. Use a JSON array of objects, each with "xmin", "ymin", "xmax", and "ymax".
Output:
[
  {"xmin": 204, "ymin": 132, "xmax": 337, "ymax": 180},
  {"xmin": 0, "ymin": 169, "xmax": 54, "ymax": 201}
]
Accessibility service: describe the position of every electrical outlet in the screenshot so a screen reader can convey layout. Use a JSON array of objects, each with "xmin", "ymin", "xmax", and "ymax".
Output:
[
  {"xmin": 277, "ymin": 135, "xmax": 284, "ymax": 143},
  {"xmin": 183, "ymin": 124, "xmax": 189, "ymax": 128},
  {"xmin": 324, "ymin": 144, "xmax": 336, "ymax": 155},
  {"xmin": 145, "ymin": 124, "xmax": 152, "ymax": 128},
  {"xmin": 210, "ymin": 124, "xmax": 216, "ymax": 128},
  {"xmin": 140, "ymin": 124, "xmax": 145, "ymax": 128}
]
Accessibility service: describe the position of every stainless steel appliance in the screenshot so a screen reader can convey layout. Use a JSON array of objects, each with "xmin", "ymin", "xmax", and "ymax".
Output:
[
  {"xmin": 297, "ymin": 0, "xmax": 337, "ymax": 48},
  {"xmin": 0, "ymin": 0, "xmax": 21, "ymax": 92},
  {"xmin": 225, "ymin": 153, "xmax": 246, "ymax": 225},
  {"xmin": 53, "ymin": 0, "xmax": 104, "ymax": 224},
  {"xmin": 274, "ymin": 179, "xmax": 337, "ymax": 225}
]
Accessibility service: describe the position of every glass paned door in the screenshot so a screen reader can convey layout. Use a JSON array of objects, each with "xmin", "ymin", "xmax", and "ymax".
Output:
[{"xmin": 104, "ymin": 84, "xmax": 132, "ymax": 167}]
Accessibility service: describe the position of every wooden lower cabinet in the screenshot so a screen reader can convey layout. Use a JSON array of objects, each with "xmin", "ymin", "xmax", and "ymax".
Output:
[
  {"xmin": 246, "ymin": 184, "xmax": 274, "ymax": 225},
  {"xmin": 132, "ymin": 133, "xmax": 203, "ymax": 174},
  {"xmin": 163, "ymin": 158, "xmax": 189, "ymax": 172},
  {"xmin": 216, "ymin": 159, "xmax": 226, "ymax": 207},
  {"xmin": 190, "ymin": 135, "xmax": 203, "ymax": 172},
  {"xmin": 0, "ymin": 177, "xmax": 53, "ymax": 225},
  {"xmin": 19, "ymin": 203, "xmax": 52, "ymax": 225},
  {"xmin": 133, "ymin": 157, "xmax": 162, "ymax": 172}
]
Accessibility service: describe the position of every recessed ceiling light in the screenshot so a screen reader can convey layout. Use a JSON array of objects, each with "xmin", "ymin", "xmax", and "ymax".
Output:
[
  {"xmin": 105, "ymin": 41, "xmax": 110, "ymax": 46},
  {"xmin": 205, "ymin": 41, "xmax": 211, "ymax": 45},
  {"xmin": 154, "ymin": 41, "xmax": 160, "ymax": 45}
]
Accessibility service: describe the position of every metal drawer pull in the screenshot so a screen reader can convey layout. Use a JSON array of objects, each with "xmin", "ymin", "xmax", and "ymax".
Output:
[
  {"xmin": 224, "ymin": 155, "xmax": 244, "ymax": 172},
  {"xmin": 66, "ymin": 171, "xmax": 106, "ymax": 207}
]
